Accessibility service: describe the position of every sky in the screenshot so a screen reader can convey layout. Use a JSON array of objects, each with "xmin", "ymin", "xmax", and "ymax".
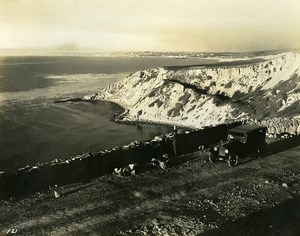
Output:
[{"xmin": 0, "ymin": 0, "xmax": 300, "ymax": 52}]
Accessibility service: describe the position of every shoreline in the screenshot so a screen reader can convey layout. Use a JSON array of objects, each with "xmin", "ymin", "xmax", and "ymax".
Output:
[
  {"xmin": 86, "ymin": 95, "xmax": 239, "ymax": 130},
  {"xmin": 0, "ymin": 121, "xmax": 242, "ymax": 200},
  {"xmin": 2, "ymin": 51, "xmax": 300, "ymax": 234},
  {"xmin": 84, "ymin": 95, "xmax": 198, "ymax": 130}
]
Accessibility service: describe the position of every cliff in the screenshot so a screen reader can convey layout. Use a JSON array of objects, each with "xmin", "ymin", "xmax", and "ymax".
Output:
[{"xmin": 87, "ymin": 52, "xmax": 300, "ymax": 129}]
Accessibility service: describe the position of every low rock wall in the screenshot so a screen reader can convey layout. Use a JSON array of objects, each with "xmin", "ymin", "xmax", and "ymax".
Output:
[
  {"xmin": 245, "ymin": 118, "xmax": 300, "ymax": 137},
  {"xmin": 0, "ymin": 122, "xmax": 241, "ymax": 200}
]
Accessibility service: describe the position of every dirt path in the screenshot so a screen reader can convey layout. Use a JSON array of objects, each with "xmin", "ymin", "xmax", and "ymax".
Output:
[{"xmin": 1, "ymin": 144, "xmax": 300, "ymax": 235}]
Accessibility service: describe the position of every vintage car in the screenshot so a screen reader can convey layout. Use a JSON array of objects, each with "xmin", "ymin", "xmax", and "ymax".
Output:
[{"xmin": 209, "ymin": 125, "xmax": 267, "ymax": 167}]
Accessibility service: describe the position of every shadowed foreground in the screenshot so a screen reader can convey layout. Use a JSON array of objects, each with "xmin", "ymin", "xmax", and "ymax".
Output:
[{"xmin": 1, "ymin": 137, "xmax": 300, "ymax": 235}]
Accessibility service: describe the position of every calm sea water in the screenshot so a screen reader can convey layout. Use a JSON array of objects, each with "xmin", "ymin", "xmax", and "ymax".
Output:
[{"xmin": 0, "ymin": 56, "xmax": 216, "ymax": 171}]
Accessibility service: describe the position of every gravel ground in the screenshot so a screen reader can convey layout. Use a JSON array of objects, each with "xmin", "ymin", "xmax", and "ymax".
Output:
[{"xmin": 1, "ymin": 143, "xmax": 300, "ymax": 235}]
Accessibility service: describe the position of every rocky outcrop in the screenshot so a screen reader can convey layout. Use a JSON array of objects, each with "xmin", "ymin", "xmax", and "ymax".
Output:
[
  {"xmin": 245, "ymin": 117, "xmax": 300, "ymax": 138},
  {"xmin": 88, "ymin": 52, "xmax": 300, "ymax": 129}
]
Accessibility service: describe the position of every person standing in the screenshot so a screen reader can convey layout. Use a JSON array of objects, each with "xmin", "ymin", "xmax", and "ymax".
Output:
[{"xmin": 172, "ymin": 125, "xmax": 178, "ymax": 157}]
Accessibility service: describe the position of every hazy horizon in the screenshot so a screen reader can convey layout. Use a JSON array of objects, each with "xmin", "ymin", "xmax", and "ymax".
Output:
[
  {"xmin": 1, "ymin": 0, "xmax": 300, "ymax": 52},
  {"xmin": 0, "ymin": 46, "xmax": 294, "ymax": 54}
]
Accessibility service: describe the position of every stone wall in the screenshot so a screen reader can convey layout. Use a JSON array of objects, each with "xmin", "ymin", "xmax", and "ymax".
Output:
[
  {"xmin": 0, "ymin": 122, "xmax": 240, "ymax": 200},
  {"xmin": 244, "ymin": 118, "xmax": 300, "ymax": 137}
]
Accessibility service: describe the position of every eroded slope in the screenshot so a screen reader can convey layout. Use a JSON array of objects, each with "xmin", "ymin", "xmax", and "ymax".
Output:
[{"xmin": 87, "ymin": 52, "xmax": 300, "ymax": 128}]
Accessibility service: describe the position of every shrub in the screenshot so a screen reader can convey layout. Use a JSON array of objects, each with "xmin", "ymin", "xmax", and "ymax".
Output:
[
  {"xmin": 178, "ymin": 93, "xmax": 191, "ymax": 105},
  {"xmin": 148, "ymin": 99, "xmax": 163, "ymax": 108},
  {"xmin": 167, "ymin": 103, "xmax": 184, "ymax": 117},
  {"xmin": 232, "ymin": 90, "xmax": 244, "ymax": 98},
  {"xmin": 187, "ymin": 105, "xmax": 196, "ymax": 113},
  {"xmin": 148, "ymin": 90, "xmax": 156, "ymax": 97},
  {"xmin": 210, "ymin": 81, "xmax": 216, "ymax": 87},
  {"xmin": 225, "ymin": 81, "xmax": 233, "ymax": 88}
]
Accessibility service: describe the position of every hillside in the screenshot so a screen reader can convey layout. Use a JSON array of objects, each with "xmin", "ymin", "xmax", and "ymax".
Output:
[{"xmin": 86, "ymin": 52, "xmax": 300, "ymax": 129}]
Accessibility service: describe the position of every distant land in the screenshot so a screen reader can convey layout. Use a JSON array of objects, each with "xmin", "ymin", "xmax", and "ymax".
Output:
[{"xmin": 0, "ymin": 47, "xmax": 292, "ymax": 58}]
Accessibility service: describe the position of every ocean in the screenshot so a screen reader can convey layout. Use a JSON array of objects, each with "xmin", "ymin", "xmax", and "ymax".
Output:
[{"xmin": 0, "ymin": 56, "xmax": 216, "ymax": 171}]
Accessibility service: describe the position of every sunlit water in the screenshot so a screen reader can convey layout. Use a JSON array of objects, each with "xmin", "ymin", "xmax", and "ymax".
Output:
[{"xmin": 0, "ymin": 56, "xmax": 216, "ymax": 171}]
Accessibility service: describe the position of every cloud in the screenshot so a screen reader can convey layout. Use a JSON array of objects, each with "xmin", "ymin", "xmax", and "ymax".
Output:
[
  {"xmin": 0, "ymin": 0, "xmax": 299, "ymax": 51},
  {"xmin": 56, "ymin": 42, "xmax": 80, "ymax": 51}
]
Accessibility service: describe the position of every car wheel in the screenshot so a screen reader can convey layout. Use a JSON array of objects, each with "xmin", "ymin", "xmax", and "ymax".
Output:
[
  {"xmin": 257, "ymin": 149, "xmax": 261, "ymax": 158},
  {"xmin": 257, "ymin": 144, "xmax": 267, "ymax": 158},
  {"xmin": 209, "ymin": 152, "xmax": 218, "ymax": 163},
  {"xmin": 228, "ymin": 154, "xmax": 239, "ymax": 167}
]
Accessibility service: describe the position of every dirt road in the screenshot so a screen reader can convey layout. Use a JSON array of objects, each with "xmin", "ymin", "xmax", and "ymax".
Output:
[{"xmin": 1, "ymin": 141, "xmax": 300, "ymax": 235}]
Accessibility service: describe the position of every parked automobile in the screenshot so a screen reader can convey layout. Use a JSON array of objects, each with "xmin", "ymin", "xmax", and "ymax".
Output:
[{"xmin": 209, "ymin": 125, "xmax": 267, "ymax": 167}]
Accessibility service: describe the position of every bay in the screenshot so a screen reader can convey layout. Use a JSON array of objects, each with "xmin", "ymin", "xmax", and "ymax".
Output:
[{"xmin": 0, "ymin": 56, "xmax": 216, "ymax": 171}]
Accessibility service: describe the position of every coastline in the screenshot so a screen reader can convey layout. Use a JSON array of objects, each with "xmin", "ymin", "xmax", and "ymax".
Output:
[
  {"xmin": 2, "ymin": 52, "xmax": 300, "ymax": 235},
  {"xmin": 89, "ymin": 52, "xmax": 300, "ymax": 131},
  {"xmin": 85, "ymin": 95, "xmax": 203, "ymax": 130},
  {"xmin": 0, "ymin": 121, "xmax": 242, "ymax": 200}
]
